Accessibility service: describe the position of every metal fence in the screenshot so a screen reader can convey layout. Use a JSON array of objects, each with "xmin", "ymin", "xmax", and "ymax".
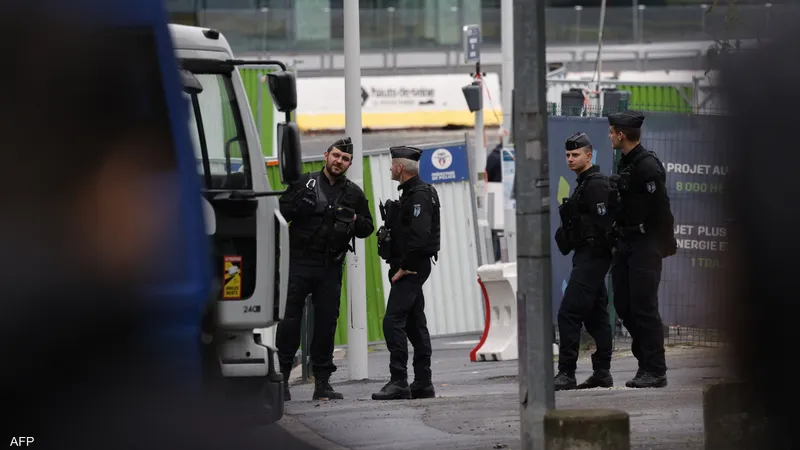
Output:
[
  {"xmin": 545, "ymin": 102, "xmax": 729, "ymax": 351},
  {"xmin": 168, "ymin": 3, "xmax": 787, "ymax": 54}
]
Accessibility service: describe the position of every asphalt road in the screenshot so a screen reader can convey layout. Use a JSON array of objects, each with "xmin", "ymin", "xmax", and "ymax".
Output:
[
  {"xmin": 284, "ymin": 336, "xmax": 726, "ymax": 450},
  {"xmin": 260, "ymin": 417, "xmax": 347, "ymax": 450},
  {"xmin": 299, "ymin": 129, "xmax": 488, "ymax": 158}
]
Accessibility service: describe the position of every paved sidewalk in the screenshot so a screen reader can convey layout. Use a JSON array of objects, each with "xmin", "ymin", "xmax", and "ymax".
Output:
[{"xmin": 284, "ymin": 335, "xmax": 727, "ymax": 450}]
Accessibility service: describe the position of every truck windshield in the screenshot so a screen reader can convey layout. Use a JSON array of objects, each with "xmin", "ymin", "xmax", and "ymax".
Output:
[{"xmin": 182, "ymin": 71, "xmax": 252, "ymax": 190}]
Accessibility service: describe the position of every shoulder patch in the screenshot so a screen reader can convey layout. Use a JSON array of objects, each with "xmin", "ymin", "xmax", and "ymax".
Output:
[
  {"xmin": 413, "ymin": 204, "xmax": 421, "ymax": 217},
  {"xmin": 645, "ymin": 181, "xmax": 656, "ymax": 194},
  {"xmin": 596, "ymin": 202, "xmax": 607, "ymax": 216}
]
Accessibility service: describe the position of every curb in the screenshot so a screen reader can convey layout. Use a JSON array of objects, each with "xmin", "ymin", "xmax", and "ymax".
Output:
[{"xmin": 277, "ymin": 415, "xmax": 350, "ymax": 450}]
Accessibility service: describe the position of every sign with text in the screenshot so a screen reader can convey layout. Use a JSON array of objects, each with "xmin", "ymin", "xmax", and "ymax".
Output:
[
  {"xmin": 419, "ymin": 144, "xmax": 470, "ymax": 184},
  {"xmin": 296, "ymin": 73, "xmax": 502, "ymax": 131},
  {"xmin": 463, "ymin": 25, "xmax": 481, "ymax": 64},
  {"xmin": 644, "ymin": 113, "xmax": 729, "ymax": 329}
]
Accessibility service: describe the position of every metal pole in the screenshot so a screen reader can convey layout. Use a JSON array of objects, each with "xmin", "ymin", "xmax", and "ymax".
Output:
[
  {"xmin": 344, "ymin": 0, "xmax": 369, "ymax": 381},
  {"xmin": 465, "ymin": 132, "xmax": 484, "ymax": 267},
  {"xmin": 475, "ymin": 73, "xmax": 486, "ymax": 178},
  {"xmin": 501, "ymin": 0, "xmax": 514, "ymax": 146},
  {"xmin": 388, "ymin": 7, "xmax": 395, "ymax": 69},
  {"xmin": 474, "ymin": 67, "xmax": 491, "ymax": 266},
  {"xmin": 700, "ymin": 4, "xmax": 708, "ymax": 35},
  {"xmin": 261, "ymin": 7, "xmax": 269, "ymax": 56},
  {"xmin": 632, "ymin": 0, "xmax": 638, "ymax": 42},
  {"xmin": 595, "ymin": 0, "xmax": 608, "ymax": 113},
  {"xmin": 514, "ymin": 0, "xmax": 554, "ymax": 448},
  {"xmin": 575, "ymin": 6, "xmax": 583, "ymax": 45},
  {"xmin": 638, "ymin": 5, "xmax": 645, "ymax": 43},
  {"xmin": 765, "ymin": 3, "xmax": 772, "ymax": 30}
]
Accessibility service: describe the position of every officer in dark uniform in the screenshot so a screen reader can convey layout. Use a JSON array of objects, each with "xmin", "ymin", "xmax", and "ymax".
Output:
[
  {"xmin": 607, "ymin": 110, "xmax": 677, "ymax": 389},
  {"xmin": 372, "ymin": 145, "xmax": 440, "ymax": 401},
  {"xmin": 275, "ymin": 137, "xmax": 375, "ymax": 401},
  {"xmin": 553, "ymin": 132, "xmax": 615, "ymax": 391}
]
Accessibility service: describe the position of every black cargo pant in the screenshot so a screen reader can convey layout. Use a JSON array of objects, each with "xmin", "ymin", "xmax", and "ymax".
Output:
[
  {"xmin": 557, "ymin": 245, "xmax": 613, "ymax": 374},
  {"xmin": 275, "ymin": 261, "xmax": 343, "ymax": 379},
  {"xmin": 384, "ymin": 258, "xmax": 433, "ymax": 382},
  {"xmin": 611, "ymin": 235, "xmax": 667, "ymax": 375}
]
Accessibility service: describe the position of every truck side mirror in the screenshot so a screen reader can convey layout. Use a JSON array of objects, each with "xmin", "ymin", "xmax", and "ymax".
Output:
[
  {"xmin": 180, "ymin": 69, "xmax": 203, "ymax": 95},
  {"xmin": 267, "ymin": 71, "xmax": 297, "ymax": 113},
  {"xmin": 277, "ymin": 121, "xmax": 302, "ymax": 184}
]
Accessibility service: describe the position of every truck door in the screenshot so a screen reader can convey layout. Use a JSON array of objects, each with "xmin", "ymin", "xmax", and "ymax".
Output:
[{"xmin": 180, "ymin": 58, "xmax": 282, "ymax": 333}]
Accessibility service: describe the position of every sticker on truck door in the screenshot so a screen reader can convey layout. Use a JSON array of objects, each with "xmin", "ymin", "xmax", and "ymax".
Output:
[{"xmin": 223, "ymin": 255, "xmax": 242, "ymax": 299}]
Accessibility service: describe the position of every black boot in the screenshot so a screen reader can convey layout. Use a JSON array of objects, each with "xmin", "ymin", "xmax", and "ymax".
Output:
[
  {"xmin": 553, "ymin": 371, "xmax": 577, "ymax": 391},
  {"xmin": 410, "ymin": 380, "xmax": 436, "ymax": 399},
  {"xmin": 281, "ymin": 370, "xmax": 291, "ymax": 402},
  {"xmin": 624, "ymin": 368, "xmax": 644, "ymax": 388},
  {"xmin": 371, "ymin": 380, "xmax": 412, "ymax": 400},
  {"xmin": 312, "ymin": 377, "xmax": 344, "ymax": 400},
  {"xmin": 626, "ymin": 371, "xmax": 667, "ymax": 389},
  {"xmin": 577, "ymin": 370, "xmax": 613, "ymax": 389}
]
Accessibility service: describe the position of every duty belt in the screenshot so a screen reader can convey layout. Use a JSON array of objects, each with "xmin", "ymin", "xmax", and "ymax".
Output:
[{"xmin": 615, "ymin": 223, "xmax": 646, "ymax": 237}]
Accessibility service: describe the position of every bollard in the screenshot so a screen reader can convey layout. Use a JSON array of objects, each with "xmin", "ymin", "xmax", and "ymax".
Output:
[
  {"xmin": 703, "ymin": 381, "xmax": 767, "ymax": 450},
  {"xmin": 544, "ymin": 409, "xmax": 630, "ymax": 450}
]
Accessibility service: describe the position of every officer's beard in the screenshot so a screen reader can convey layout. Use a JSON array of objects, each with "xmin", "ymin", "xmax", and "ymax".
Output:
[{"xmin": 325, "ymin": 161, "xmax": 347, "ymax": 179}]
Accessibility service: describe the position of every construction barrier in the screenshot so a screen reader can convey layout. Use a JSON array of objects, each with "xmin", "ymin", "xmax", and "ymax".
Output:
[{"xmin": 470, "ymin": 262, "xmax": 518, "ymax": 362}]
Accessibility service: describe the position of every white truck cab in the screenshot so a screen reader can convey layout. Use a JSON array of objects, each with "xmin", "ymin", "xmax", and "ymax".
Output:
[{"xmin": 169, "ymin": 24, "xmax": 301, "ymax": 423}]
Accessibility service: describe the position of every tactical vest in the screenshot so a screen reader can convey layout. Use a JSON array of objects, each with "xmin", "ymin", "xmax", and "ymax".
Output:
[
  {"xmin": 613, "ymin": 149, "xmax": 664, "ymax": 192},
  {"xmin": 305, "ymin": 171, "xmax": 357, "ymax": 261},
  {"xmin": 387, "ymin": 183, "xmax": 441, "ymax": 261},
  {"xmin": 611, "ymin": 149, "xmax": 677, "ymax": 257},
  {"xmin": 558, "ymin": 171, "xmax": 607, "ymax": 248}
]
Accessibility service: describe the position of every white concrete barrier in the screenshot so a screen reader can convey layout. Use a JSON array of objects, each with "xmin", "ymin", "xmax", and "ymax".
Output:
[{"xmin": 470, "ymin": 262, "xmax": 519, "ymax": 361}]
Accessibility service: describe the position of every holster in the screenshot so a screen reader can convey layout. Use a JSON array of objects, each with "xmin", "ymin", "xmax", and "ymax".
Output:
[
  {"xmin": 376, "ymin": 226, "xmax": 392, "ymax": 261},
  {"xmin": 609, "ymin": 173, "xmax": 631, "ymax": 192},
  {"xmin": 554, "ymin": 227, "xmax": 573, "ymax": 256},
  {"xmin": 328, "ymin": 205, "xmax": 356, "ymax": 262},
  {"xmin": 384, "ymin": 200, "xmax": 400, "ymax": 225}
]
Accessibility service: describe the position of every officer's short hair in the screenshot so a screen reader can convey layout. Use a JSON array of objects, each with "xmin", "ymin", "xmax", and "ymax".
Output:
[
  {"xmin": 395, "ymin": 157, "xmax": 419, "ymax": 174},
  {"xmin": 608, "ymin": 110, "xmax": 644, "ymax": 142},
  {"xmin": 567, "ymin": 145, "xmax": 594, "ymax": 154},
  {"xmin": 613, "ymin": 126, "xmax": 641, "ymax": 142}
]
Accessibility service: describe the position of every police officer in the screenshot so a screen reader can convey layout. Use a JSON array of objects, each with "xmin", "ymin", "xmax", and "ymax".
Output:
[
  {"xmin": 607, "ymin": 110, "xmax": 677, "ymax": 389},
  {"xmin": 372, "ymin": 145, "xmax": 440, "ymax": 401},
  {"xmin": 553, "ymin": 132, "xmax": 615, "ymax": 391},
  {"xmin": 276, "ymin": 137, "xmax": 375, "ymax": 401}
]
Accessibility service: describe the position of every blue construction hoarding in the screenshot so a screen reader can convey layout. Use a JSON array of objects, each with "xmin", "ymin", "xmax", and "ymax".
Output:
[{"xmin": 547, "ymin": 113, "xmax": 728, "ymax": 329}]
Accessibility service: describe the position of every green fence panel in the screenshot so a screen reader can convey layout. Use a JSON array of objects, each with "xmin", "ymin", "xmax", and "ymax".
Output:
[
  {"xmin": 266, "ymin": 159, "xmax": 386, "ymax": 346},
  {"xmin": 619, "ymin": 84, "xmax": 693, "ymax": 113},
  {"xmin": 240, "ymin": 68, "xmax": 276, "ymax": 157}
]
